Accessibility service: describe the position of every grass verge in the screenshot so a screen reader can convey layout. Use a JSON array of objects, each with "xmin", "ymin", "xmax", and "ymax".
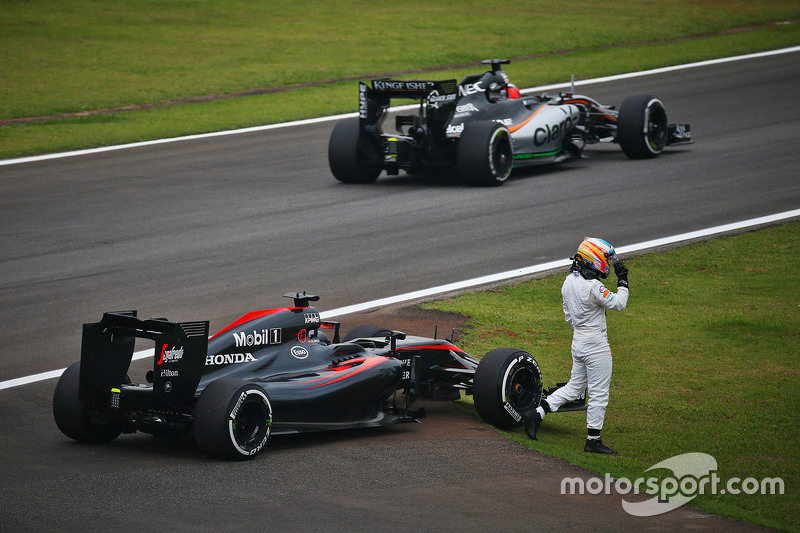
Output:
[
  {"xmin": 0, "ymin": 1, "xmax": 798, "ymax": 159},
  {"xmin": 427, "ymin": 222, "xmax": 800, "ymax": 531}
]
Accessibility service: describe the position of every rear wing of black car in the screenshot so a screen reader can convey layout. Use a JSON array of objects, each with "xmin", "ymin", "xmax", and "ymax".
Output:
[
  {"xmin": 79, "ymin": 311, "xmax": 209, "ymax": 411},
  {"xmin": 359, "ymin": 78, "xmax": 458, "ymax": 133}
]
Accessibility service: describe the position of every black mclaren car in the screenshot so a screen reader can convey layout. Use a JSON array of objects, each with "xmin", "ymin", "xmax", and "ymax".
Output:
[{"xmin": 54, "ymin": 292, "xmax": 584, "ymax": 459}]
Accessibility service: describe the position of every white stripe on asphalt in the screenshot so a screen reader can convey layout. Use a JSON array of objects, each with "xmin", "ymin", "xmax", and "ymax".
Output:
[
  {"xmin": 1, "ymin": 46, "xmax": 798, "ymax": 168},
  {"xmin": 2, "ymin": 207, "xmax": 798, "ymax": 392}
]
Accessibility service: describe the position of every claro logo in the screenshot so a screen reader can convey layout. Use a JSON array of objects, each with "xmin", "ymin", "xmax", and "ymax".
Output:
[
  {"xmin": 533, "ymin": 116, "xmax": 575, "ymax": 146},
  {"xmin": 205, "ymin": 353, "xmax": 256, "ymax": 366}
]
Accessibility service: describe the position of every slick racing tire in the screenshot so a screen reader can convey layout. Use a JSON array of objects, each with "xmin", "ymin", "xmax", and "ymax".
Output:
[
  {"xmin": 457, "ymin": 121, "xmax": 513, "ymax": 186},
  {"xmin": 617, "ymin": 94, "xmax": 668, "ymax": 159},
  {"xmin": 328, "ymin": 117, "xmax": 383, "ymax": 183},
  {"xmin": 194, "ymin": 379, "xmax": 272, "ymax": 460},
  {"xmin": 474, "ymin": 348, "xmax": 543, "ymax": 429},
  {"xmin": 342, "ymin": 325, "xmax": 393, "ymax": 342},
  {"xmin": 53, "ymin": 361, "xmax": 124, "ymax": 444}
]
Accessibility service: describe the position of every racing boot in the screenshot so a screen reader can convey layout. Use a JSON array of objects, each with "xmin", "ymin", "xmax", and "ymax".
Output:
[
  {"xmin": 584, "ymin": 437, "xmax": 618, "ymax": 455},
  {"xmin": 523, "ymin": 409, "xmax": 542, "ymax": 440}
]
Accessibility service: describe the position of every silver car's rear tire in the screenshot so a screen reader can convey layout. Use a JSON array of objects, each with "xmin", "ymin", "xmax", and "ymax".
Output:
[{"xmin": 457, "ymin": 121, "xmax": 513, "ymax": 186}]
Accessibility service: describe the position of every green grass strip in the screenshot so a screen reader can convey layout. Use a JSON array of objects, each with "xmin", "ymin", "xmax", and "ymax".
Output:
[{"xmin": 0, "ymin": 5, "xmax": 800, "ymax": 159}]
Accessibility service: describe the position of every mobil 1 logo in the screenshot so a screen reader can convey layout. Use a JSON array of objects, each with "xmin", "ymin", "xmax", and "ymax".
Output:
[{"xmin": 233, "ymin": 328, "xmax": 282, "ymax": 348}]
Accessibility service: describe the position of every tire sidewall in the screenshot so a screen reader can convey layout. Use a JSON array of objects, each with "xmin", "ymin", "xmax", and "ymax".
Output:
[
  {"xmin": 486, "ymin": 126, "xmax": 513, "ymax": 183},
  {"xmin": 195, "ymin": 379, "xmax": 272, "ymax": 460},
  {"xmin": 617, "ymin": 94, "xmax": 668, "ymax": 159},
  {"xmin": 457, "ymin": 121, "xmax": 513, "ymax": 186},
  {"xmin": 52, "ymin": 361, "xmax": 123, "ymax": 443},
  {"xmin": 227, "ymin": 386, "xmax": 271, "ymax": 457},
  {"xmin": 474, "ymin": 348, "xmax": 543, "ymax": 428},
  {"xmin": 641, "ymin": 97, "xmax": 667, "ymax": 155},
  {"xmin": 328, "ymin": 117, "xmax": 382, "ymax": 183}
]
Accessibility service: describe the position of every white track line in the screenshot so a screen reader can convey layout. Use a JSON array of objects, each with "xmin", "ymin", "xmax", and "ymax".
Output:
[
  {"xmin": 2, "ymin": 208, "xmax": 798, "ymax": 392},
  {"xmin": 1, "ymin": 46, "xmax": 798, "ymax": 168}
]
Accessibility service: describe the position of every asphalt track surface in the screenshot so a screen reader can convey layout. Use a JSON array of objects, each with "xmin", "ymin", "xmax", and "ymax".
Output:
[{"xmin": 1, "ymin": 51, "xmax": 797, "ymax": 530}]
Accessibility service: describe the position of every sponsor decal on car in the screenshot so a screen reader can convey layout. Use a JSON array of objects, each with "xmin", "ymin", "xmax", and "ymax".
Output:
[
  {"xmin": 373, "ymin": 80, "xmax": 435, "ymax": 91},
  {"xmin": 157, "ymin": 344, "xmax": 184, "ymax": 365},
  {"xmin": 233, "ymin": 328, "xmax": 281, "ymax": 347},
  {"xmin": 446, "ymin": 123, "xmax": 465, "ymax": 137},
  {"xmin": 290, "ymin": 346, "xmax": 309, "ymax": 359},
  {"xmin": 459, "ymin": 81, "xmax": 485, "ymax": 97},
  {"xmin": 205, "ymin": 353, "xmax": 257, "ymax": 366},
  {"xmin": 456, "ymin": 103, "xmax": 480, "ymax": 114},
  {"xmin": 427, "ymin": 90, "xmax": 457, "ymax": 109},
  {"xmin": 533, "ymin": 115, "xmax": 576, "ymax": 146},
  {"xmin": 359, "ymin": 83, "xmax": 368, "ymax": 119}
]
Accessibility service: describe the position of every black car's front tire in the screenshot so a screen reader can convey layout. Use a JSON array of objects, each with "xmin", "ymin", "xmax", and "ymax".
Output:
[
  {"xmin": 194, "ymin": 379, "xmax": 272, "ymax": 460},
  {"xmin": 474, "ymin": 348, "xmax": 543, "ymax": 429},
  {"xmin": 617, "ymin": 94, "xmax": 668, "ymax": 159},
  {"xmin": 457, "ymin": 121, "xmax": 514, "ymax": 186},
  {"xmin": 328, "ymin": 117, "xmax": 383, "ymax": 183},
  {"xmin": 53, "ymin": 361, "xmax": 124, "ymax": 444}
]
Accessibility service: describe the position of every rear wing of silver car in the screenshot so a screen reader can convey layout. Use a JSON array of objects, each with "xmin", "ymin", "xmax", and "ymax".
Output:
[{"xmin": 79, "ymin": 311, "xmax": 209, "ymax": 411}]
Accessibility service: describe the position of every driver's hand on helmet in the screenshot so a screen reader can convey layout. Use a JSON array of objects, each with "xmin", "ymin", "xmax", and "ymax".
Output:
[{"xmin": 614, "ymin": 262, "xmax": 629, "ymax": 288}]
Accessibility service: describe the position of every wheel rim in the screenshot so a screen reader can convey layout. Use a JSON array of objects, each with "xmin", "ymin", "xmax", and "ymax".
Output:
[
  {"xmin": 233, "ymin": 402, "xmax": 266, "ymax": 445},
  {"xmin": 506, "ymin": 365, "xmax": 539, "ymax": 411},
  {"xmin": 228, "ymin": 390, "xmax": 271, "ymax": 456},
  {"xmin": 644, "ymin": 101, "xmax": 668, "ymax": 153},
  {"xmin": 489, "ymin": 129, "xmax": 513, "ymax": 181}
]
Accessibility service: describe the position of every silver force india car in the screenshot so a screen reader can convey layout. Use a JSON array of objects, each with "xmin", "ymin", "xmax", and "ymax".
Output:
[
  {"xmin": 53, "ymin": 292, "xmax": 585, "ymax": 460},
  {"xmin": 328, "ymin": 59, "xmax": 692, "ymax": 186}
]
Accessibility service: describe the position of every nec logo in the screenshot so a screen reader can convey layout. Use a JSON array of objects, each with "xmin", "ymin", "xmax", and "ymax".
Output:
[{"xmin": 458, "ymin": 81, "xmax": 485, "ymax": 97}]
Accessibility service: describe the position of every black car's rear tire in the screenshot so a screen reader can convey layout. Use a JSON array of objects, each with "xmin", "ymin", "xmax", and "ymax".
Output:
[
  {"xmin": 194, "ymin": 379, "xmax": 272, "ymax": 460},
  {"xmin": 474, "ymin": 348, "xmax": 543, "ymax": 429},
  {"xmin": 457, "ymin": 121, "xmax": 513, "ymax": 186},
  {"xmin": 328, "ymin": 117, "xmax": 382, "ymax": 183},
  {"xmin": 342, "ymin": 325, "xmax": 393, "ymax": 342},
  {"xmin": 617, "ymin": 94, "xmax": 668, "ymax": 159},
  {"xmin": 53, "ymin": 361, "xmax": 124, "ymax": 444}
]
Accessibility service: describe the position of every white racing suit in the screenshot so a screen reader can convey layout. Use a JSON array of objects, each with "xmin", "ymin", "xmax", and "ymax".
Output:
[{"xmin": 545, "ymin": 271, "xmax": 629, "ymax": 430}]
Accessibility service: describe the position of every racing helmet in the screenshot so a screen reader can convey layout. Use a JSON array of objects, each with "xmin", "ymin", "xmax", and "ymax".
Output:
[
  {"xmin": 481, "ymin": 70, "xmax": 509, "ymax": 103},
  {"xmin": 573, "ymin": 237, "xmax": 617, "ymax": 278},
  {"xmin": 505, "ymin": 83, "xmax": 521, "ymax": 99}
]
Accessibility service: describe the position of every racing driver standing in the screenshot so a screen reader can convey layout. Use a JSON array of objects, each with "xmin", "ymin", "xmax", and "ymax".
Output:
[{"xmin": 524, "ymin": 237, "xmax": 629, "ymax": 455}]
